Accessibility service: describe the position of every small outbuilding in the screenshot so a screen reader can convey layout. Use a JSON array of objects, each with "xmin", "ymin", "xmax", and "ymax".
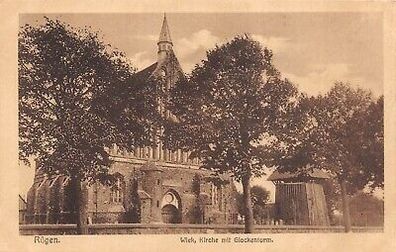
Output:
[{"xmin": 268, "ymin": 166, "xmax": 330, "ymax": 226}]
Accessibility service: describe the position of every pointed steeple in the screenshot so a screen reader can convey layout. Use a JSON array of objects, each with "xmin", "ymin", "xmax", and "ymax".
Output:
[
  {"xmin": 158, "ymin": 13, "xmax": 172, "ymax": 44},
  {"xmin": 157, "ymin": 13, "xmax": 173, "ymax": 62}
]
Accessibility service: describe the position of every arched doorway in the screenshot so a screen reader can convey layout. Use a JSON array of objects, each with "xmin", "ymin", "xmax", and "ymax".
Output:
[
  {"xmin": 161, "ymin": 190, "xmax": 182, "ymax": 223},
  {"xmin": 161, "ymin": 204, "xmax": 181, "ymax": 223}
]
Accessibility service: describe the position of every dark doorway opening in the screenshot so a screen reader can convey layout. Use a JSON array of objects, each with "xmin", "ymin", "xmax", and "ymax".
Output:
[{"xmin": 161, "ymin": 204, "xmax": 181, "ymax": 223}]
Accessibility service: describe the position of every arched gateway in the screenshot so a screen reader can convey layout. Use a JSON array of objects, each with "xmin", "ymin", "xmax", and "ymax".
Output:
[{"xmin": 161, "ymin": 190, "xmax": 181, "ymax": 223}]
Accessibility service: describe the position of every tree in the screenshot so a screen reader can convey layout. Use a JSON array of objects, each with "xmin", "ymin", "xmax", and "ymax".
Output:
[
  {"xmin": 322, "ymin": 177, "xmax": 341, "ymax": 224},
  {"xmin": 356, "ymin": 95, "xmax": 384, "ymax": 189},
  {"xmin": 165, "ymin": 35, "xmax": 299, "ymax": 233},
  {"xmin": 275, "ymin": 83, "xmax": 383, "ymax": 232},
  {"xmin": 348, "ymin": 192, "xmax": 384, "ymax": 227},
  {"xmin": 251, "ymin": 185, "xmax": 270, "ymax": 207},
  {"xmin": 237, "ymin": 186, "xmax": 270, "ymax": 224},
  {"xmin": 314, "ymin": 84, "xmax": 383, "ymax": 232},
  {"xmin": 19, "ymin": 18, "xmax": 158, "ymax": 233}
]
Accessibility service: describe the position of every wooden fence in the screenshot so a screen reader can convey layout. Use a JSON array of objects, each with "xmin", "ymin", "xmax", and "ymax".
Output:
[{"xmin": 19, "ymin": 223, "xmax": 383, "ymax": 235}]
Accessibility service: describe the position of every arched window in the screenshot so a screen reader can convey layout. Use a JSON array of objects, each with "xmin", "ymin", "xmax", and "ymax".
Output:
[
  {"xmin": 210, "ymin": 183, "xmax": 223, "ymax": 211},
  {"xmin": 211, "ymin": 183, "xmax": 218, "ymax": 205},
  {"xmin": 111, "ymin": 176, "xmax": 124, "ymax": 204}
]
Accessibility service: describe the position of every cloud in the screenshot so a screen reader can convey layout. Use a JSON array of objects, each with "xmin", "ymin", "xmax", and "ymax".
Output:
[
  {"xmin": 175, "ymin": 29, "xmax": 221, "ymax": 58},
  {"xmin": 133, "ymin": 34, "xmax": 157, "ymax": 41},
  {"xmin": 129, "ymin": 51, "xmax": 154, "ymax": 71},
  {"xmin": 251, "ymin": 34, "xmax": 291, "ymax": 54},
  {"xmin": 284, "ymin": 63, "xmax": 365, "ymax": 96},
  {"xmin": 174, "ymin": 31, "xmax": 292, "ymax": 74},
  {"xmin": 174, "ymin": 29, "xmax": 221, "ymax": 72},
  {"xmin": 131, "ymin": 30, "xmax": 221, "ymax": 73}
]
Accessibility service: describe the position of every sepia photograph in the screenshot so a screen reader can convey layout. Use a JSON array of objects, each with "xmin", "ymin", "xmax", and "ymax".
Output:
[{"xmin": 17, "ymin": 11, "xmax": 385, "ymax": 237}]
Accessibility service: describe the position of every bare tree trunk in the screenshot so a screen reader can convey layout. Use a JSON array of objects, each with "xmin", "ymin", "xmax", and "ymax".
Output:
[
  {"xmin": 242, "ymin": 173, "xmax": 254, "ymax": 233},
  {"xmin": 340, "ymin": 180, "xmax": 352, "ymax": 233},
  {"xmin": 72, "ymin": 175, "xmax": 88, "ymax": 235}
]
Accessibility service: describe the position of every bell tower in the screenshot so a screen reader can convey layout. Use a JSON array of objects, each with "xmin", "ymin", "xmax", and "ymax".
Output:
[
  {"xmin": 157, "ymin": 13, "xmax": 173, "ymax": 63},
  {"xmin": 268, "ymin": 167, "xmax": 330, "ymax": 226}
]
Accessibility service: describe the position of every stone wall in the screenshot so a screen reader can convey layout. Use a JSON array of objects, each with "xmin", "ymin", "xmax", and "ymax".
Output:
[{"xmin": 19, "ymin": 224, "xmax": 384, "ymax": 235}]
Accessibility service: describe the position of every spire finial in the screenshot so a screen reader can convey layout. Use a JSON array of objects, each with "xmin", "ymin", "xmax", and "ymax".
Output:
[
  {"xmin": 158, "ymin": 13, "xmax": 172, "ymax": 44},
  {"xmin": 157, "ymin": 13, "xmax": 173, "ymax": 62}
]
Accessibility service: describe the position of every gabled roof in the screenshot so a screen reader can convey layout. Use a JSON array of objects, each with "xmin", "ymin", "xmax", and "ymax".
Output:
[
  {"xmin": 133, "ymin": 62, "xmax": 158, "ymax": 80},
  {"xmin": 19, "ymin": 195, "xmax": 27, "ymax": 210},
  {"xmin": 267, "ymin": 168, "xmax": 330, "ymax": 181},
  {"xmin": 137, "ymin": 190, "xmax": 152, "ymax": 199},
  {"xmin": 133, "ymin": 49, "xmax": 184, "ymax": 81}
]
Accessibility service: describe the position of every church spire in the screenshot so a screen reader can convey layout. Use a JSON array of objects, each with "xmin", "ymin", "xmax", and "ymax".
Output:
[
  {"xmin": 157, "ymin": 13, "xmax": 173, "ymax": 62},
  {"xmin": 158, "ymin": 13, "xmax": 172, "ymax": 44}
]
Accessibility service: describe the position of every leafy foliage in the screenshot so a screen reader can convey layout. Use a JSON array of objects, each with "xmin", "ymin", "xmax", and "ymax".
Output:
[
  {"xmin": 348, "ymin": 192, "xmax": 384, "ymax": 226},
  {"xmin": 18, "ymin": 18, "xmax": 159, "ymax": 183},
  {"xmin": 164, "ymin": 35, "xmax": 300, "ymax": 232},
  {"xmin": 251, "ymin": 185, "xmax": 270, "ymax": 207},
  {"xmin": 274, "ymin": 82, "xmax": 383, "ymax": 193},
  {"xmin": 165, "ymin": 35, "xmax": 300, "ymax": 181},
  {"xmin": 356, "ymin": 95, "xmax": 384, "ymax": 189},
  {"xmin": 271, "ymin": 82, "xmax": 383, "ymax": 232},
  {"xmin": 236, "ymin": 185, "xmax": 270, "ymax": 221}
]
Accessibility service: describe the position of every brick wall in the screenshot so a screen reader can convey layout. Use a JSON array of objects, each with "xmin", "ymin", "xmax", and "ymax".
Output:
[{"xmin": 26, "ymin": 159, "xmax": 238, "ymax": 225}]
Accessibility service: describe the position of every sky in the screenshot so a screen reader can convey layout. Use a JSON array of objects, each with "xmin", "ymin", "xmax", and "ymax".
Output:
[{"xmin": 19, "ymin": 13, "xmax": 384, "ymax": 201}]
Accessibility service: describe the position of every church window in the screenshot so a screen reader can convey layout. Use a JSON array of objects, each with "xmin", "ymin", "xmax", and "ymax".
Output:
[
  {"xmin": 218, "ymin": 186, "xmax": 223, "ymax": 211},
  {"xmin": 210, "ymin": 184, "xmax": 223, "ymax": 210},
  {"xmin": 157, "ymin": 179, "xmax": 160, "ymax": 185},
  {"xmin": 157, "ymin": 200, "xmax": 160, "ymax": 207},
  {"xmin": 111, "ymin": 177, "xmax": 124, "ymax": 203},
  {"xmin": 211, "ymin": 184, "xmax": 218, "ymax": 206}
]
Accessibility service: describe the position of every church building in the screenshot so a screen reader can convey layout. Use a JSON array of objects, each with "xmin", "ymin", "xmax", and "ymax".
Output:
[{"xmin": 25, "ymin": 15, "xmax": 239, "ymax": 225}]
